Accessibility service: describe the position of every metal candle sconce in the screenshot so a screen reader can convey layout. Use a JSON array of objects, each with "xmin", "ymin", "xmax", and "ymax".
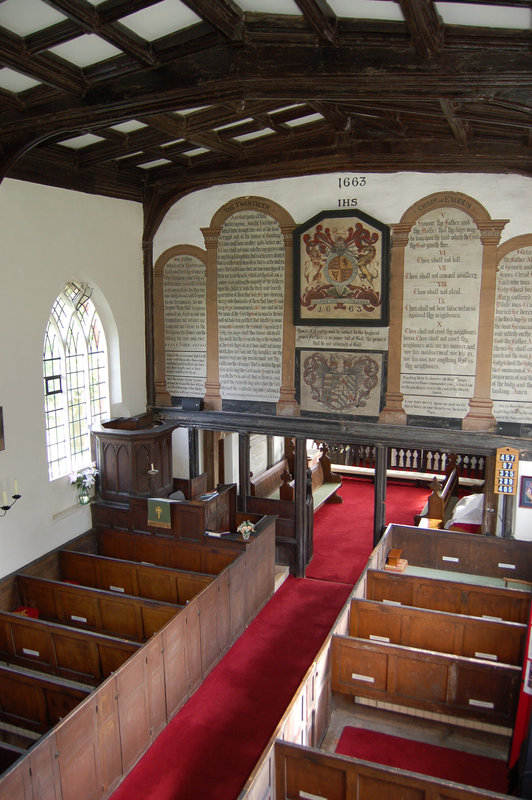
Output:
[
  {"xmin": 147, "ymin": 463, "xmax": 159, "ymax": 475},
  {"xmin": 1, "ymin": 481, "xmax": 21, "ymax": 517}
]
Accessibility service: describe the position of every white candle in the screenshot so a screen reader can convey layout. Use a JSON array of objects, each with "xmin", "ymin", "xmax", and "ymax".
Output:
[
  {"xmin": 2, "ymin": 491, "xmax": 7, "ymax": 506},
  {"xmin": 14, "ymin": 479, "xmax": 18, "ymax": 495}
]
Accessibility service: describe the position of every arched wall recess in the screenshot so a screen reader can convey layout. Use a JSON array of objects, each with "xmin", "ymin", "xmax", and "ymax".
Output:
[
  {"xmin": 153, "ymin": 245, "xmax": 207, "ymax": 407},
  {"xmin": 380, "ymin": 191, "xmax": 509, "ymax": 432},
  {"xmin": 491, "ymin": 234, "xmax": 532, "ymax": 428},
  {"xmin": 201, "ymin": 197, "xmax": 296, "ymax": 414}
]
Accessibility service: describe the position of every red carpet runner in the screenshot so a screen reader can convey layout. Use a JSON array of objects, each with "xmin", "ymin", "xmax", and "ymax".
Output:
[
  {"xmin": 306, "ymin": 476, "xmax": 428, "ymax": 584},
  {"xmin": 110, "ymin": 576, "xmax": 352, "ymax": 800},
  {"xmin": 336, "ymin": 726, "xmax": 509, "ymax": 793},
  {"xmin": 110, "ymin": 479, "xmax": 428, "ymax": 799}
]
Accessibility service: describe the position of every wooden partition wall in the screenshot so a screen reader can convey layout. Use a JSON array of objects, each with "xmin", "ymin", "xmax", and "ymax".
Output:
[{"xmin": 0, "ymin": 518, "xmax": 276, "ymax": 800}]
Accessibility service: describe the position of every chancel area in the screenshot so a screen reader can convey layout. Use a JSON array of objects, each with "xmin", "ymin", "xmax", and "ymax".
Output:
[{"xmin": 0, "ymin": 1, "xmax": 531, "ymax": 798}]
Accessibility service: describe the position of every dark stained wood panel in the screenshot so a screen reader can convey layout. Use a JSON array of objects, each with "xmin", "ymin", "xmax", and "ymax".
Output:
[{"xmin": 0, "ymin": 2, "xmax": 529, "ymax": 209}]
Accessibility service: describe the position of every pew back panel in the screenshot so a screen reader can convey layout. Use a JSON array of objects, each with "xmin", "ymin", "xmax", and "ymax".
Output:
[
  {"xmin": 0, "ymin": 610, "xmax": 140, "ymax": 684},
  {"xmin": 366, "ymin": 569, "xmax": 531, "ymax": 624},
  {"xmin": 388, "ymin": 524, "xmax": 532, "ymax": 583},
  {"xmin": 16, "ymin": 575, "xmax": 178, "ymax": 641},
  {"xmin": 59, "ymin": 550, "xmax": 214, "ymax": 605},
  {"xmin": 349, "ymin": 598, "xmax": 526, "ymax": 666},
  {"xmin": 331, "ymin": 634, "xmax": 520, "ymax": 727},
  {"xmin": 0, "ymin": 665, "xmax": 90, "ymax": 734},
  {"xmin": 275, "ymin": 741, "xmax": 512, "ymax": 800}
]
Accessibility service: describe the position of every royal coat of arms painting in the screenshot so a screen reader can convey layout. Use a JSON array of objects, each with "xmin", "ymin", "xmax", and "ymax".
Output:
[
  {"xmin": 297, "ymin": 349, "xmax": 386, "ymax": 417},
  {"xmin": 293, "ymin": 209, "xmax": 390, "ymax": 326}
]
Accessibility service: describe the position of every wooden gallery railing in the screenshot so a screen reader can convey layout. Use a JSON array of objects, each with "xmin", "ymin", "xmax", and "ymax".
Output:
[{"xmin": 327, "ymin": 443, "xmax": 486, "ymax": 483}]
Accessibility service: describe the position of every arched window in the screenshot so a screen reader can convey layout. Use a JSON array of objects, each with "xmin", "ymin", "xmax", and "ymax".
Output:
[{"xmin": 43, "ymin": 282, "xmax": 110, "ymax": 480}]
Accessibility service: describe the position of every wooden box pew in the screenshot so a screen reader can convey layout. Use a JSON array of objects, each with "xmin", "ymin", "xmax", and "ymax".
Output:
[
  {"xmin": 414, "ymin": 453, "xmax": 460, "ymax": 528},
  {"xmin": 15, "ymin": 574, "xmax": 179, "ymax": 642},
  {"xmin": 92, "ymin": 527, "xmax": 237, "ymax": 575},
  {"xmin": 275, "ymin": 740, "xmax": 513, "ymax": 800},
  {"xmin": 59, "ymin": 549, "xmax": 214, "ymax": 606},
  {"xmin": 366, "ymin": 569, "xmax": 531, "ymax": 624},
  {"xmin": 384, "ymin": 524, "xmax": 532, "ymax": 584},
  {"xmin": 0, "ymin": 663, "xmax": 91, "ymax": 735},
  {"xmin": 0, "ymin": 610, "xmax": 140, "ymax": 685},
  {"xmin": 330, "ymin": 633, "xmax": 521, "ymax": 728},
  {"xmin": 348, "ymin": 597, "xmax": 526, "ymax": 667}
]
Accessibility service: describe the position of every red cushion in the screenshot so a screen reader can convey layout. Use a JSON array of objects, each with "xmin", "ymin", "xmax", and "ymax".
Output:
[{"xmin": 13, "ymin": 606, "xmax": 39, "ymax": 618}]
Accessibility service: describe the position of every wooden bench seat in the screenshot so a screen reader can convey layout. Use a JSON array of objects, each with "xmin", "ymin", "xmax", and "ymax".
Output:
[
  {"xmin": 250, "ymin": 448, "xmax": 342, "ymax": 509},
  {"xmin": 366, "ymin": 569, "xmax": 531, "ymax": 624},
  {"xmin": 331, "ymin": 633, "xmax": 520, "ymax": 727},
  {"xmin": 60, "ymin": 550, "xmax": 214, "ymax": 605},
  {"xmin": 250, "ymin": 458, "xmax": 291, "ymax": 499},
  {"xmin": 414, "ymin": 454, "xmax": 462, "ymax": 528},
  {"xmin": 0, "ymin": 609, "xmax": 141, "ymax": 685},
  {"xmin": 0, "ymin": 663, "xmax": 91, "ymax": 734},
  {"xmin": 16, "ymin": 574, "xmax": 179, "ymax": 642},
  {"xmin": 349, "ymin": 597, "xmax": 526, "ymax": 666}
]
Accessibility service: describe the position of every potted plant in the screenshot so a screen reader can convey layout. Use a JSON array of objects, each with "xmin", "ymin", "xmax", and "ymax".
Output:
[
  {"xmin": 237, "ymin": 520, "xmax": 255, "ymax": 541},
  {"xmin": 70, "ymin": 464, "xmax": 99, "ymax": 505}
]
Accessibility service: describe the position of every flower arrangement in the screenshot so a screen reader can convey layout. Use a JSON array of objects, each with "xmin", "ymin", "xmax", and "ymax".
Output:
[
  {"xmin": 237, "ymin": 520, "xmax": 255, "ymax": 540},
  {"xmin": 70, "ymin": 464, "xmax": 99, "ymax": 503},
  {"xmin": 70, "ymin": 464, "xmax": 99, "ymax": 490}
]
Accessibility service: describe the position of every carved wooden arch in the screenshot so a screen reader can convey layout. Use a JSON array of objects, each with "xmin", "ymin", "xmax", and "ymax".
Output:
[
  {"xmin": 202, "ymin": 196, "xmax": 299, "ymax": 415},
  {"xmin": 380, "ymin": 190, "xmax": 508, "ymax": 431},
  {"xmin": 153, "ymin": 244, "xmax": 207, "ymax": 406}
]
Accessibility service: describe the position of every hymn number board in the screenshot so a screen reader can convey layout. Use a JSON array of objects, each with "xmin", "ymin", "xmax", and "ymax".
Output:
[{"xmin": 494, "ymin": 446, "xmax": 520, "ymax": 495}]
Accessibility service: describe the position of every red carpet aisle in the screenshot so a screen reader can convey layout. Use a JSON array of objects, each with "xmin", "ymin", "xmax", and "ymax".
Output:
[
  {"xmin": 306, "ymin": 477, "xmax": 428, "ymax": 583},
  {"xmin": 110, "ymin": 576, "xmax": 352, "ymax": 800},
  {"xmin": 336, "ymin": 727, "xmax": 509, "ymax": 793}
]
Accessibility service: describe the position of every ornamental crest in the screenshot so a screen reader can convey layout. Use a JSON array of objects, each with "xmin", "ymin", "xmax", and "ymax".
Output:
[
  {"xmin": 294, "ymin": 210, "xmax": 389, "ymax": 326},
  {"xmin": 302, "ymin": 351, "xmax": 380, "ymax": 413}
]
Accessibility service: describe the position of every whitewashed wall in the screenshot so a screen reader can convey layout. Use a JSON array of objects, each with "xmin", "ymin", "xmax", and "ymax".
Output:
[
  {"xmin": 0, "ymin": 179, "xmax": 145, "ymax": 578},
  {"xmin": 154, "ymin": 172, "xmax": 531, "ymax": 260},
  {"xmin": 154, "ymin": 171, "xmax": 532, "ymax": 539}
]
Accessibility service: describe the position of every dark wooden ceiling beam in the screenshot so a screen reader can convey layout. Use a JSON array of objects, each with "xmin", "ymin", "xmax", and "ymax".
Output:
[
  {"xmin": 143, "ymin": 113, "xmax": 242, "ymax": 157},
  {"xmin": 294, "ymin": 0, "xmax": 338, "ymax": 45},
  {"xmin": 310, "ymin": 100, "xmax": 348, "ymax": 130},
  {"xmin": 1, "ymin": 34, "xmax": 530, "ymax": 141},
  {"xmin": 0, "ymin": 28, "xmax": 86, "ymax": 94},
  {"xmin": 180, "ymin": 0, "xmax": 245, "ymax": 42},
  {"xmin": 440, "ymin": 99, "xmax": 471, "ymax": 146},
  {"xmin": 25, "ymin": 20, "xmax": 84, "ymax": 55},
  {"xmin": 40, "ymin": 0, "xmax": 158, "ymax": 67},
  {"xmin": 397, "ymin": 0, "xmax": 445, "ymax": 57}
]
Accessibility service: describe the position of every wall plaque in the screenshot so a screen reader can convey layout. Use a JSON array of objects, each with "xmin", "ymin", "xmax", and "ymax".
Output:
[
  {"xmin": 297, "ymin": 348, "xmax": 385, "ymax": 416},
  {"xmin": 293, "ymin": 209, "xmax": 389, "ymax": 326},
  {"xmin": 494, "ymin": 446, "xmax": 519, "ymax": 496}
]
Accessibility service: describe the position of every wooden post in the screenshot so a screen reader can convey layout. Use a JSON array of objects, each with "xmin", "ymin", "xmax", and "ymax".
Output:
[
  {"xmin": 374, "ymin": 445, "xmax": 387, "ymax": 546},
  {"xmin": 188, "ymin": 427, "xmax": 199, "ymax": 479},
  {"xmin": 295, "ymin": 437, "xmax": 308, "ymax": 578},
  {"xmin": 239, "ymin": 433, "xmax": 250, "ymax": 512}
]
